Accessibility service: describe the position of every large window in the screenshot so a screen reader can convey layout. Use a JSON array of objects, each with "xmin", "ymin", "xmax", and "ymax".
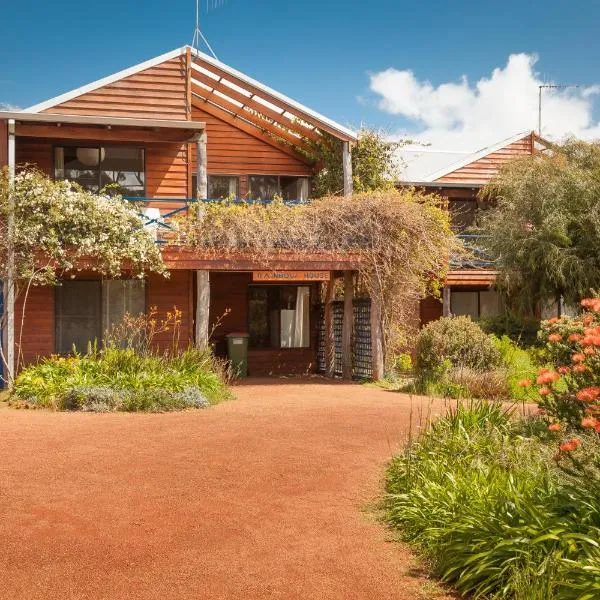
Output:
[
  {"xmin": 248, "ymin": 286, "xmax": 310, "ymax": 349},
  {"xmin": 450, "ymin": 289, "xmax": 501, "ymax": 319},
  {"xmin": 249, "ymin": 175, "xmax": 310, "ymax": 202},
  {"xmin": 54, "ymin": 146, "xmax": 145, "ymax": 197},
  {"xmin": 55, "ymin": 280, "xmax": 146, "ymax": 354},
  {"xmin": 191, "ymin": 174, "xmax": 240, "ymax": 200}
]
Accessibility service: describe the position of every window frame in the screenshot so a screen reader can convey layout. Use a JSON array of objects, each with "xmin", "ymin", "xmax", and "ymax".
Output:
[
  {"xmin": 53, "ymin": 144, "xmax": 146, "ymax": 197},
  {"xmin": 191, "ymin": 173, "xmax": 241, "ymax": 200},
  {"xmin": 450, "ymin": 288, "xmax": 502, "ymax": 319},
  {"xmin": 248, "ymin": 174, "xmax": 310, "ymax": 202},
  {"xmin": 247, "ymin": 284, "xmax": 313, "ymax": 350}
]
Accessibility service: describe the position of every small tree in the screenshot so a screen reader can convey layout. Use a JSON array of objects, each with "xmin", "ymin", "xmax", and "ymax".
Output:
[
  {"xmin": 0, "ymin": 168, "xmax": 165, "ymax": 385},
  {"xmin": 310, "ymin": 127, "xmax": 404, "ymax": 197},
  {"xmin": 479, "ymin": 139, "xmax": 600, "ymax": 314}
]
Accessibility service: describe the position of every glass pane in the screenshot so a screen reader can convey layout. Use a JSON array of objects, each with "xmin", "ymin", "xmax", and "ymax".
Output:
[
  {"xmin": 480, "ymin": 290, "xmax": 501, "ymax": 317},
  {"xmin": 249, "ymin": 175, "xmax": 279, "ymax": 201},
  {"xmin": 58, "ymin": 147, "xmax": 100, "ymax": 192},
  {"xmin": 100, "ymin": 147, "xmax": 145, "ymax": 197},
  {"xmin": 249, "ymin": 287, "xmax": 278, "ymax": 348},
  {"xmin": 208, "ymin": 175, "xmax": 239, "ymax": 200},
  {"xmin": 55, "ymin": 281, "xmax": 102, "ymax": 354},
  {"xmin": 451, "ymin": 291, "xmax": 479, "ymax": 318},
  {"xmin": 102, "ymin": 280, "xmax": 146, "ymax": 344}
]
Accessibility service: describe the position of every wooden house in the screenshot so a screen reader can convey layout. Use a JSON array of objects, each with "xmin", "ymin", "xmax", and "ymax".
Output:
[
  {"xmin": 0, "ymin": 46, "xmax": 366, "ymax": 382},
  {"xmin": 399, "ymin": 132, "xmax": 547, "ymax": 325}
]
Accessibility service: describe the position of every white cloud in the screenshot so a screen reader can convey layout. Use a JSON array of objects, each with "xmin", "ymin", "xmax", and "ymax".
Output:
[
  {"xmin": 369, "ymin": 54, "xmax": 600, "ymax": 151},
  {"xmin": 0, "ymin": 102, "xmax": 20, "ymax": 111}
]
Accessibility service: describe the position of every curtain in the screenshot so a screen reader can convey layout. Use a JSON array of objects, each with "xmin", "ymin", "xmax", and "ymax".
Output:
[{"xmin": 292, "ymin": 286, "xmax": 310, "ymax": 348}]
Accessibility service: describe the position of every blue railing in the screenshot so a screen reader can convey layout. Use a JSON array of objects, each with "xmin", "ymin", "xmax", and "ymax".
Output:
[
  {"xmin": 123, "ymin": 197, "xmax": 310, "ymax": 242},
  {"xmin": 451, "ymin": 234, "xmax": 495, "ymax": 269}
]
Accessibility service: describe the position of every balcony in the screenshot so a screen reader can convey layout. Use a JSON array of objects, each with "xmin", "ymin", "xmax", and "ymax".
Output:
[
  {"xmin": 124, "ymin": 196, "xmax": 310, "ymax": 244},
  {"xmin": 450, "ymin": 234, "xmax": 495, "ymax": 270}
]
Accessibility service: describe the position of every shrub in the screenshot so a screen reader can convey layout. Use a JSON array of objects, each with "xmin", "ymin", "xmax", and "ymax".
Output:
[
  {"xmin": 446, "ymin": 367, "xmax": 510, "ymax": 400},
  {"xmin": 13, "ymin": 347, "xmax": 229, "ymax": 411},
  {"xmin": 492, "ymin": 334, "xmax": 540, "ymax": 401},
  {"xmin": 524, "ymin": 300, "xmax": 600, "ymax": 431},
  {"xmin": 415, "ymin": 316, "xmax": 501, "ymax": 382},
  {"xmin": 385, "ymin": 402, "xmax": 600, "ymax": 598},
  {"xmin": 478, "ymin": 314, "xmax": 541, "ymax": 347}
]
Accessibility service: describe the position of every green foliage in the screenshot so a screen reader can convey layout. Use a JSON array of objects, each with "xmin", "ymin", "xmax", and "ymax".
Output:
[
  {"xmin": 528, "ymin": 303, "xmax": 600, "ymax": 431},
  {"xmin": 12, "ymin": 347, "xmax": 230, "ymax": 411},
  {"xmin": 492, "ymin": 334, "xmax": 540, "ymax": 401},
  {"xmin": 478, "ymin": 313, "xmax": 541, "ymax": 347},
  {"xmin": 309, "ymin": 128, "xmax": 403, "ymax": 198},
  {"xmin": 385, "ymin": 403, "xmax": 600, "ymax": 599},
  {"xmin": 415, "ymin": 316, "xmax": 501, "ymax": 382},
  {"xmin": 479, "ymin": 139, "xmax": 600, "ymax": 312}
]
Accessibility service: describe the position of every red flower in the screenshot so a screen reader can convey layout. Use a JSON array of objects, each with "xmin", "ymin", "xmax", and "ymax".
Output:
[
  {"xmin": 576, "ymin": 387, "xmax": 600, "ymax": 402},
  {"xmin": 581, "ymin": 417, "xmax": 598, "ymax": 429},
  {"xmin": 548, "ymin": 423, "xmax": 561, "ymax": 431},
  {"xmin": 558, "ymin": 366, "xmax": 571, "ymax": 374},
  {"xmin": 568, "ymin": 333, "xmax": 583, "ymax": 342},
  {"xmin": 548, "ymin": 333, "xmax": 562, "ymax": 342},
  {"xmin": 584, "ymin": 346, "xmax": 596, "ymax": 355},
  {"xmin": 581, "ymin": 298, "xmax": 600, "ymax": 312},
  {"xmin": 560, "ymin": 438, "xmax": 582, "ymax": 452},
  {"xmin": 539, "ymin": 386, "xmax": 551, "ymax": 396},
  {"xmin": 518, "ymin": 379, "xmax": 532, "ymax": 388},
  {"xmin": 547, "ymin": 317, "xmax": 560, "ymax": 325},
  {"xmin": 572, "ymin": 353, "xmax": 586, "ymax": 363},
  {"xmin": 537, "ymin": 371, "xmax": 560, "ymax": 385},
  {"xmin": 573, "ymin": 364, "xmax": 589, "ymax": 373}
]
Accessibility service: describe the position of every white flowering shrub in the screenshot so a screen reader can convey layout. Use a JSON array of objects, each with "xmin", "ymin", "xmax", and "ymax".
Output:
[{"xmin": 0, "ymin": 167, "xmax": 164, "ymax": 284}]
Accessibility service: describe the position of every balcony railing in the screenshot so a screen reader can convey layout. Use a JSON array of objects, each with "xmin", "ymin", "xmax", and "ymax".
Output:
[
  {"xmin": 451, "ymin": 234, "xmax": 495, "ymax": 269},
  {"xmin": 124, "ymin": 197, "xmax": 310, "ymax": 243}
]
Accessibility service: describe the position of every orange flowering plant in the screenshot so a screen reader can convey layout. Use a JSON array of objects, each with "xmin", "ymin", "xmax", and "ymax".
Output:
[{"xmin": 527, "ymin": 300, "xmax": 600, "ymax": 434}]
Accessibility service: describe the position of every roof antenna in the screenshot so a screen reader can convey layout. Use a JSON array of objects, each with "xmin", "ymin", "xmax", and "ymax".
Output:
[{"xmin": 191, "ymin": 0, "xmax": 220, "ymax": 59}]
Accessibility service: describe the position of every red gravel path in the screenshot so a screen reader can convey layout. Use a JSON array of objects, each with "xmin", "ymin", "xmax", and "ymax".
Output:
[{"xmin": 0, "ymin": 380, "xmax": 451, "ymax": 600}]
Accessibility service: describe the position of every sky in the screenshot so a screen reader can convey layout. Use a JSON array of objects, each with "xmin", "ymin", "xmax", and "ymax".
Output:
[{"xmin": 1, "ymin": 0, "xmax": 600, "ymax": 152}]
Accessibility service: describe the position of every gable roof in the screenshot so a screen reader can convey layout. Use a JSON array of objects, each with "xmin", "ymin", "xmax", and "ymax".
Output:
[
  {"xmin": 25, "ymin": 45, "xmax": 356, "ymax": 143},
  {"xmin": 399, "ymin": 131, "xmax": 537, "ymax": 185},
  {"xmin": 399, "ymin": 149, "xmax": 470, "ymax": 182}
]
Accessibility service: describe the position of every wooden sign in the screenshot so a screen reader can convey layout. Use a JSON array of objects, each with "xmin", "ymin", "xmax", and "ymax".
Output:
[{"xmin": 252, "ymin": 270, "xmax": 330, "ymax": 282}]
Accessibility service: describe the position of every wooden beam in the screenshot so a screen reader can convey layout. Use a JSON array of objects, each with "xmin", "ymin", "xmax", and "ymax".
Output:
[
  {"xmin": 191, "ymin": 84, "xmax": 314, "ymax": 154},
  {"xmin": 342, "ymin": 271, "xmax": 354, "ymax": 380},
  {"xmin": 324, "ymin": 276, "xmax": 336, "ymax": 378},
  {"xmin": 442, "ymin": 287, "xmax": 451, "ymax": 316},
  {"xmin": 190, "ymin": 94, "xmax": 313, "ymax": 164},
  {"xmin": 195, "ymin": 130, "xmax": 208, "ymax": 200},
  {"xmin": 191, "ymin": 71, "xmax": 321, "ymax": 143},
  {"xmin": 191, "ymin": 58, "xmax": 356, "ymax": 141},
  {"xmin": 370, "ymin": 282, "xmax": 384, "ymax": 381},
  {"xmin": 342, "ymin": 141, "xmax": 353, "ymax": 197},
  {"xmin": 195, "ymin": 270, "xmax": 210, "ymax": 349},
  {"xmin": 15, "ymin": 123, "xmax": 197, "ymax": 143}
]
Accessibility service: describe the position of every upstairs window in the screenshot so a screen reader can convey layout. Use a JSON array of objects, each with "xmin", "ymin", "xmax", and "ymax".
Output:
[
  {"xmin": 249, "ymin": 175, "xmax": 310, "ymax": 202},
  {"xmin": 54, "ymin": 146, "xmax": 145, "ymax": 197}
]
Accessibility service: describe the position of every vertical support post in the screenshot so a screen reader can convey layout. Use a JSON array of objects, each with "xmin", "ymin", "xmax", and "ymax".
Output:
[
  {"xmin": 194, "ymin": 129, "xmax": 210, "ymax": 350},
  {"xmin": 195, "ymin": 270, "xmax": 210, "ymax": 350},
  {"xmin": 324, "ymin": 275, "xmax": 335, "ymax": 377},
  {"xmin": 341, "ymin": 271, "xmax": 354, "ymax": 380},
  {"xmin": 342, "ymin": 141, "xmax": 353, "ymax": 197},
  {"xmin": 3, "ymin": 119, "xmax": 16, "ymax": 388},
  {"xmin": 370, "ymin": 283, "xmax": 384, "ymax": 381},
  {"xmin": 442, "ymin": 286, "xmax": 451, "ymax": 317}
]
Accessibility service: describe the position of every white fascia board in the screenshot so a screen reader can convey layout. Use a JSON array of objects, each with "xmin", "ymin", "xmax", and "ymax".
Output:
[
  {"xmin": 424, "ymin": 131, "xmax": 532, "ymax": 182},
  {"xmin": 189, "ymin": 47, "xmax": 357, "ymax": 141},
  {"xmin": 25, "ymin": 47, "xmax": 187, "ymax": 113}
]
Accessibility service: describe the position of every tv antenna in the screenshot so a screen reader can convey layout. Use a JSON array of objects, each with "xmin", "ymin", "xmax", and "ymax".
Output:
[
  {"xmin": 538, "ymin": 83, "xmax": 579, "ymax": 136},
  {"xmin": 191, "ymin": 0, "xmax": 222, "ymax": 59}
]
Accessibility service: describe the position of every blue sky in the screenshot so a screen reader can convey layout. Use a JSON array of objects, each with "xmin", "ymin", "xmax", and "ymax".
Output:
[{"xmin": 1, "ymin": 0, "xmax": 599, "ymax": 150}]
